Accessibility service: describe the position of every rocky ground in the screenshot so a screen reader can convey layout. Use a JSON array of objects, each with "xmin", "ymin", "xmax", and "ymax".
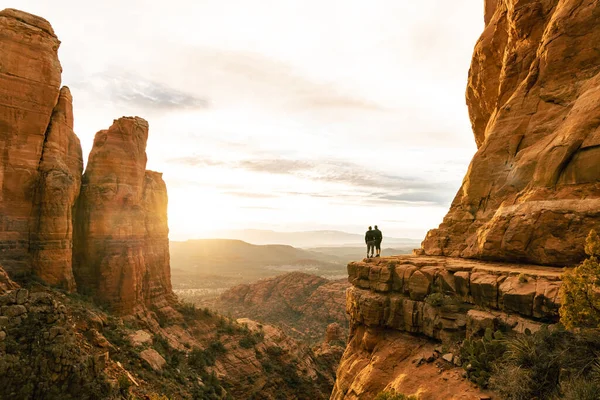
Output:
[
  {"xmin": 0, "ymin": 269, "xmax": 342, "ymax": 400},
  {"xmin": 332, "ymin": 326, "xmax": 493, "ymax": 400}
]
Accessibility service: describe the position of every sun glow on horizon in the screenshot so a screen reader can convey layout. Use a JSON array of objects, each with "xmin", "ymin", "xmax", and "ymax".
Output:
[{"xmin": 14, "ymin": 0, "xmax": 483, "ymax": 240}]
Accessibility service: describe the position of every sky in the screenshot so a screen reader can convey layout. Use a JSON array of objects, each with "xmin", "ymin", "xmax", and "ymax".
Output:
[{"xmin": 8, "ymin": 0, "xmax": 484, "ymax": 240}]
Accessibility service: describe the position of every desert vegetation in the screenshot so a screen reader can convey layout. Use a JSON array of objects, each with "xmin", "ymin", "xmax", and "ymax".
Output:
[
  {"xmin": 458, "ymin": 231, "xmax": 600, "ymax": 399},
  {"xmin": 559, "ymin": 230, "xmax": 600, "ymax": 329},
  {"xmin": 374, "ymin": 390, "xmax": 418, "ymax": 400}
]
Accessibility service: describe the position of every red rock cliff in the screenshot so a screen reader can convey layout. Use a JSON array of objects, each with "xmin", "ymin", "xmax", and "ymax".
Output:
[
  {"xmin": 0, "ymin": 8, "xmax": 175, "ymax": 313},
  {"xmin": 422, "ymin": 0, "xmax": 600, "ymax": 265},
  {"xmin": 30, "ymin": 87, "xmax": 83, "ymax": 291},
  {"xmin": 142, "ymin": 170, "xmax": 175, "ymax": 310},
  {"xmin": 0, "ymin": 9, "xmax": 84, "ymax": 290},
  {"xmin": 73, "ymin": 117, "xmax": 174, "ymax": 314},
  {"xmin": 0, "ymin": 9, "xmax": 64, "ymax": 276}
]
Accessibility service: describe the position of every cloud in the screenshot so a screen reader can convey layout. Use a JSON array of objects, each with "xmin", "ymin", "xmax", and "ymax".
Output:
[
  {"xmin": 169, "ymin": 157, "xmax": 311, "ymax": 174},
  {"xmin": 73, "ymin": 71, "xmax": 209, "ymax": 111},
  {"xmin": 224, "ymin": 191, "xmax": 279, "ymax": 199},
  {"xmin": 160, "ymin": 48, "xmax": 388, "ymax": 113},
  {"xmin": 281, "ymin": 191, "xmax": 339, "ymax": 198},
  {"xmin": 238, "ymin": 159, "xmax": 312, "ymax": 174},
  {"xmin": 376, "ymin": 191, "xmax": 454, "ymax": 205},
  {"xmin": 167, "ymin": 156, "xmax": 223, "ymax": 167},
  {"xmin": 166, "ymin": 154, "xmax": 460, "ymax": 206},
  {"xmin": 169, "ymin": 155, "xmax": 460, "ymax": 206},
  {"xmin": 231, "ymin": 158, "xmax": 458, "ymax": 206}
]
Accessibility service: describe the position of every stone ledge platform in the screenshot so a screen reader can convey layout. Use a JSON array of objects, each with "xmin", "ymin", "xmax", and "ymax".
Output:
[{"xmin": 346, "ymin": 255, "xmax": 564, "ymax": 342}]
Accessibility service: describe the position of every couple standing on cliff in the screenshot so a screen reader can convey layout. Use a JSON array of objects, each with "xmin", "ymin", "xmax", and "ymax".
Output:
[{"xmin": 365, "ymin": 226, "xmax": 383, "ymax": 258}]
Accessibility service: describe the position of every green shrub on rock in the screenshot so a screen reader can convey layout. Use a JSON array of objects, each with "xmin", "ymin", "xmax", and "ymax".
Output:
[
  {"xmin": 560, "ymin": 230, "xmax": 600, "ymax": 329},
  {"xmin": 374, "ymin": 390, "xmax": 418, "ymax": 400},
  {"xmin": 489, "ymin": 326, "xmax": 600, "ymax": 399},
  {"xmin": 424, "ymin": 293, "xmax": 445, "ymax": 307},
  {"xmin": 460, "ymin": 328, "xmax": 505, "ymax": 387},
  {"xmin": 560, "ymin": 377, "xmax": 600, "ymax": 400}
]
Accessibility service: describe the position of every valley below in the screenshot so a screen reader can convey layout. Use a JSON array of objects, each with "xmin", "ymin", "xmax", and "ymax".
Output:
[{"xmin": 170, "ymin": 237, "xmax": 416, "ymax": 303}]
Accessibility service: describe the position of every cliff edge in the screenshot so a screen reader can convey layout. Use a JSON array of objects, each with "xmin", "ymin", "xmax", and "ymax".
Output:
[{"xmin": 331, "ymin": 256, "xmax": 559, "ymax": 399}]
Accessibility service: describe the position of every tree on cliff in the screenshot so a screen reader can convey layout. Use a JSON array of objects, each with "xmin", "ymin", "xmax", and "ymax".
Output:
[{"xmin": 560, "ymin": 230, "xmax": 600, "ymax": 329}]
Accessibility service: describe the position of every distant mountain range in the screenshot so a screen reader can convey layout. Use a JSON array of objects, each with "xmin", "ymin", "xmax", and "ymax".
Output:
[
  {"xmin": 196, "ymin": 229, "xmax": 421, "ymax": 248},
  {"xmin": 169, "ymin": 238, "xmax": 416, "ymax": 293},
  {"xmin": 169, "ymin": 239, "xmax": 343, "ymax": 290}
]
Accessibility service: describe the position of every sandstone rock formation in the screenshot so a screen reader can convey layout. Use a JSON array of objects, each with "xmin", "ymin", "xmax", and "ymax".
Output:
[
  {"xmin": 0, "ymin": 9, "xmax": 64, "ymax": 276},
  {"xmin": 331, "ymin": 329, "xmax": 491, "ymax": 400},
  {"xmin": 0, "ymin": 8, "xmax": 174, "ymax": 314},
  {"xmin": 30, "ymin": 87, "xmax": 83, "ymax": 291},
  {"xmin": 207, "ymin": 272, "xmax": 349, "ymax": 343},
  {"xmin": 73, "ymin": 117, "xmax": 175, "ymax": 314},
  {"xmin": 422, "ymin": 0, "xmax": 600, "ymax": 265},
  {"xmin": 347, "ymin": 256, "xmax": 560, "ymax": 338},
  {"xmin": 332, "ymin": 255, "xmax": 562, "ymax": 398}
]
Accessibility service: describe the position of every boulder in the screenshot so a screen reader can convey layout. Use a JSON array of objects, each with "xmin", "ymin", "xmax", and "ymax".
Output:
[
  {"xmin": 408, "ymin": 270, "xmax": 432, "ymax": 301},
  {"xmin": 139, "ymin": 348, "xmax": 166, "ymax": 371},
  {"xmin": 499, "ymin": 276, "xmax": 536, "ymax": 316},
  {"xmin": 470, "ymin": 272, "xmax": 501, "ymax": 309},
  {"xmin": 129, "ymin": 330, "xmax": 153, "ymax": 347}
]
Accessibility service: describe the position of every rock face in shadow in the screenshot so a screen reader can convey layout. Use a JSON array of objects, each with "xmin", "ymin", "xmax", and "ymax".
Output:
[
  {"xmin": 422, "ymin": 0, "xmax": 600, "ymax": 265},
  {"xmin": 142, "ymin": 171, "xmax": 175, "ymax": 310},
  {"xmin": 73, "ymin": 117, "xmax": 174, "ymax": 314},
  {"xmin": 30, "ymin": 87, "xmax": 83, "ymax": 291},
  {"xmin": 0, "ymin": 9, "xmax": 63, "ymax": 276}
]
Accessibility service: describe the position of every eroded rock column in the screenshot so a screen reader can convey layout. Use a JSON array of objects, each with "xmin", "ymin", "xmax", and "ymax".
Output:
[
  {"xmin": 73, "ymin": 117, "xmax": 174, "ymax": 313},
  {"xmin": 30, "ymin": 87, "xmax": 83, "ymax": 291}
]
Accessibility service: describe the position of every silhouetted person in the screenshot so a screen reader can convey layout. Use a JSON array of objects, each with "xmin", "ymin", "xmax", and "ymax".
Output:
[
  {"xmin": 373, "ymin": 225, "xmax": 383, "ymax": 257},
  {"xmin": 365, "ymin": 226, "xmax": 376, "ymax": 258}
]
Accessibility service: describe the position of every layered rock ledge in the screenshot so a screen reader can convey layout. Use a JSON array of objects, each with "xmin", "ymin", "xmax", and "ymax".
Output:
[
  {"xmin": 347, "ymin": 255, "xmax": 561, "ymax": 341},
  {"xmin": 332, "ymin": 255, "xmax": 563, "ymax": 399}
]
